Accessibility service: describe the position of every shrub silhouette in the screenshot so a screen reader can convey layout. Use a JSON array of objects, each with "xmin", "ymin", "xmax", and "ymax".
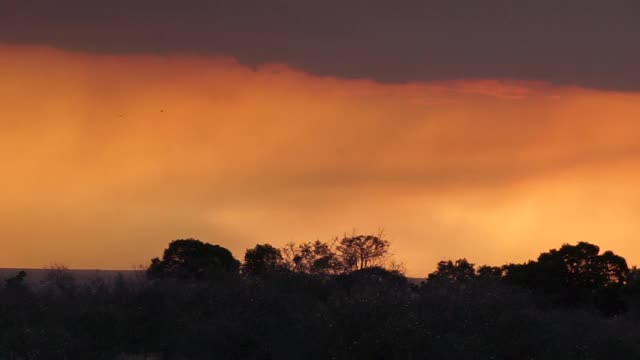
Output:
[{"xmin": 4, "ymin": 270, "xmax": 27, "ymax": 290}]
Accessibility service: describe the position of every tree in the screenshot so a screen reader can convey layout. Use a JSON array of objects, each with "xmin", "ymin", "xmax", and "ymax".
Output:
[
  {"xmin": 282, "ymin": 240, "xmax": 341, "ymax": 275},
  {"xmin": 427, "ymin": 259, "xmax": 477, "ymax": 283},
  {"xmin": 477, "ymin": 265, "xmax": 503, "ymax": 280},
  {"xmin": 242, "ymin": 244, "xmax": 286, "ymax": 276},
  {"xmin": 337, "ymin": 234, "xmax": 390, "ymax": 272},
  {"xmin": 537, "ymin": 242, "xmax": 627, "ymax": 289},
  {"xmin": 147, "ymin": 239, "xmax": 240, "ymax": 280},
  {"xmin": 503, "ymin": 242, "xmax": 629, "ymax": 314},
  {"xmin": 4, "ymin": 271, "xmax": 27, "ymax": 290}
]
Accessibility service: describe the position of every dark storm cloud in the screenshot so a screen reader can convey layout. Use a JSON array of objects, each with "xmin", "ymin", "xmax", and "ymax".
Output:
[{"xmin": 1, "ymin": 0, "xmax": 639, "ymax": 90}]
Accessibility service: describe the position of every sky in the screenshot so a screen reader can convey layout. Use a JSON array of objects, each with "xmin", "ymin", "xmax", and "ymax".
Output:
[{"xmin": 2, "ymin": 2, "xmax": 640, "ymax": 276}]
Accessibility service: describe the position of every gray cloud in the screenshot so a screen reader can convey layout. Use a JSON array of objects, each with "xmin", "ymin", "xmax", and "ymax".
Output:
[{"xmin": 1, "ymin": 0, "xmax": 639, "ymax": 90}]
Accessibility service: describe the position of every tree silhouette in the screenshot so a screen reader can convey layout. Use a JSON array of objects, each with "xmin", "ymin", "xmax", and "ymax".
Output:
[
  {"xmin": 282, "ymin": 240, "xmax": 341, "ymax": 275},
  {"xmin": 477, "ymin": 265, "xmax": 503, "ymax": 280},
  {"xmin": 504, "ymin": 242, "xmax": 629, "ymax": 313},
  {"xmin": 337, "ymin": 234, "xmax": 390, "ymax": 271},
  {"xmin": 5, "ymin": 239, "xmax": 640, "ymax": 357},
  {"xmin": 4, "ymin": 270, "xmax": 27, "ymax": 290},
  {"xmin": 242, "ymin": 244, "xmax": 286, "ymax": 276},
  {"xmin": 428, "ymin": 259, "xmax": 477, "ymax": 283},
  {"xmin": 147, "ymin": 239, "xmax": 240, "ymax": 280}
]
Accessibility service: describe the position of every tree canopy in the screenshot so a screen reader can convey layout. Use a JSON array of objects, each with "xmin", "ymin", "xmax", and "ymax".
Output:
[
  {"xmin": 503, "ymin": 242, "xmax": 629, "ymax": 314},
  {"xmin": 242, "ymin": 244, "xmax": 286, "ymax": 276},
  {"xmin": 147, "ymin": 238, "xmax": 240, "ymax": 279},
  {"xmin": 428, "ymin": 259, "xmax": 476, "ymax": 283},
  {"xmin": 282, "ymin": 240, "xmax": 341, "ymax": 275},
  {"xmin": 337, "ymin": 234, "xmax": 390, "ymax": 271}
]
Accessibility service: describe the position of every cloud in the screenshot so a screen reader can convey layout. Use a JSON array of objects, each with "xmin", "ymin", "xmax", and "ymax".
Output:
[
  {"xmin": 1, "ymin": 1, "xmax": 640, "ymax": 90},
  {"xmin": 2, "ymin": 45, "xmax": 640, "ymax": 275}
]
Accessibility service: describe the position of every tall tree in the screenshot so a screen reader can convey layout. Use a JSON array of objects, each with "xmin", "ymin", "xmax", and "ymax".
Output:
[
  {"xmin": 147, "ymin": 239, "xmax": 240, "ymax": 280},
  {"xmin": 242, "ymin": 244, "xmax": 286, "ymax": 276},
  {"xmin": 503, "ymin": 242, "xmax": 629, "ymax": 314},
  {"xmin": 337, "ymin": 234, "xmax": 390, "ymax": 271}
]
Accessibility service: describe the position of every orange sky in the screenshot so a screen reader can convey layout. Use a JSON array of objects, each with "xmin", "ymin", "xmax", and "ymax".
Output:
[{"xmin": 2, "ymin": 45, "xmax": 640, "ymax": 276}]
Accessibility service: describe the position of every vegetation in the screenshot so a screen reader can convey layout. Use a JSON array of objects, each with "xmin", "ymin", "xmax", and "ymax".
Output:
[
  {"xmin": 147, "ymin": 238, "xmax": 240, "ymax": 280},
  {"xmin": 3, "ymin": 236, "xmax": 640, "ymax": 359}
]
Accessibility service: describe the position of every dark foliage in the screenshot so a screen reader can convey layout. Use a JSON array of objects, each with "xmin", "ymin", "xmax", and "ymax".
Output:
[
  {"xmin": 242, "ymin": 244, "xmax": 286, "ymax": 276},
  {"xmin": 147, "ymin": 239, "xmax": 240, "ymax": 280},
  {"xmin": 427, "ymin": 258, "xmax": 476, "ymax": 284},
  {"xmin": 337, "ymin": 234, "xmax": 390, "ymax": 271},
  {"xmin": 3, "ymin": 240, "xmax": 640, "ymax": 359},
  {"xmin": 282, "ymin": 240, "xmax": 342, "ymax": 275},
  {"xmin": 503, "ymin": 242, "xmax": 629, "ymax": 315}
]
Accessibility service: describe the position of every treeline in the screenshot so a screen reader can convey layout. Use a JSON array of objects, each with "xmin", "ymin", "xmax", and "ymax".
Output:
[{"xmin": 3, "ymin": 236, "xmax": 640, "ymax": 359}]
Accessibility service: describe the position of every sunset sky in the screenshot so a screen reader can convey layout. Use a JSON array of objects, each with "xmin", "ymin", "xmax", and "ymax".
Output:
[{"xmin": 2, "ymin": 2, "xmax": 640, "ymax": 276}]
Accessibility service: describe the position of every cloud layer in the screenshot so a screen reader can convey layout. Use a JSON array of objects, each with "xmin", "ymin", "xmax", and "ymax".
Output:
[
  {"xmin": 2, "ymin": 1, "xmax": 640, "ymax": 90},
  {"xmin": 2, "ymin": 45, "xmax": 640, "ymax": 275}
]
